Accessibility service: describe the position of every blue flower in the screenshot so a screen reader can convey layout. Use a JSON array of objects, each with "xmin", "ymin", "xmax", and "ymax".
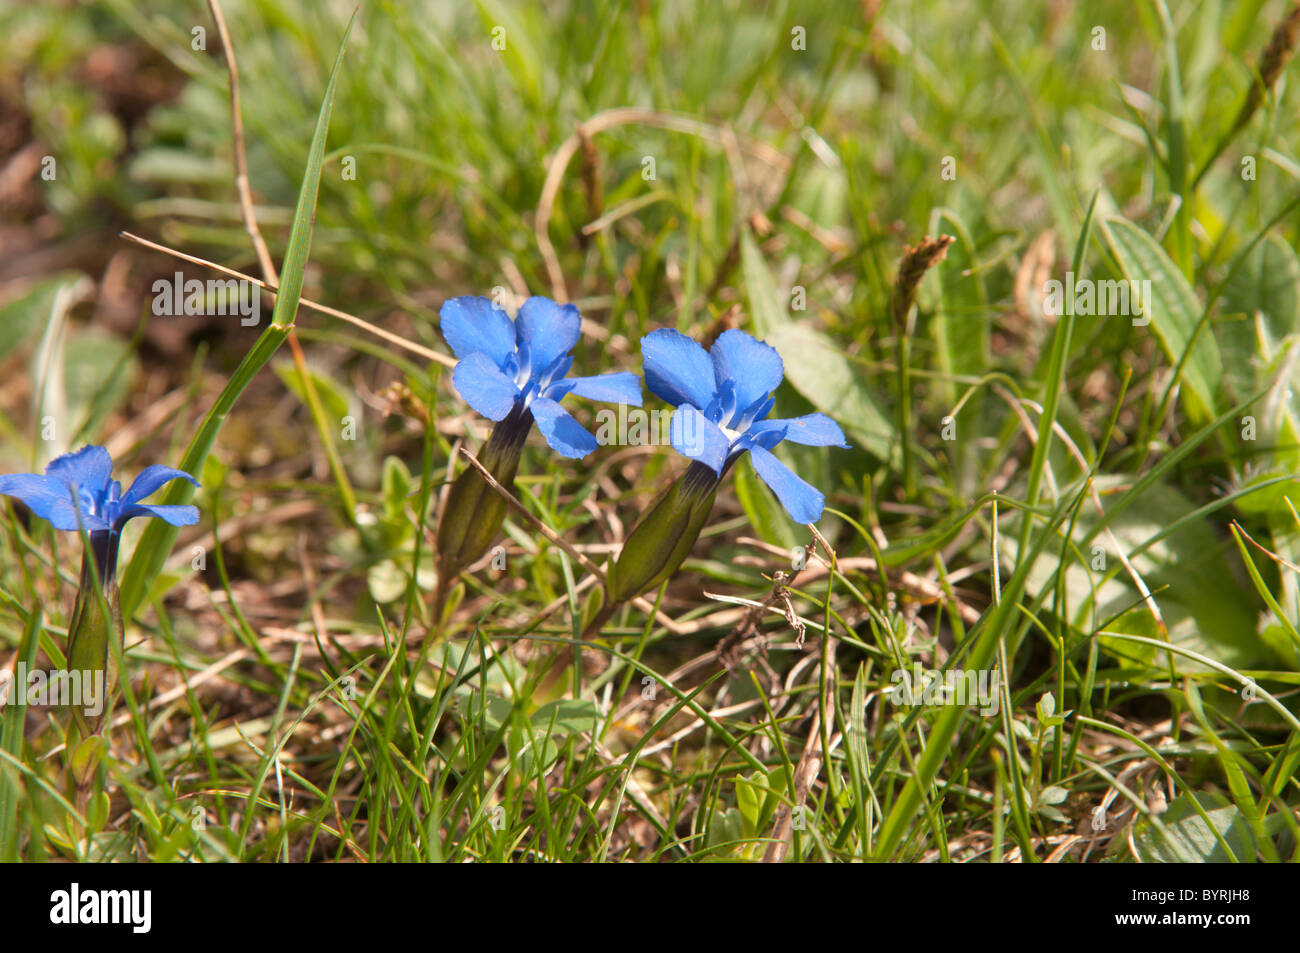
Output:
[
  {"xmin": 440, "ymin": 295, "xmax": 643, "ymax": 458},
  {"xmin": 0, "ymin": 445, "xmax": 200, "ymax": 537},
  {"xmin": 642, "ymin": 328, "xmax": 848, "ymax": 523}
]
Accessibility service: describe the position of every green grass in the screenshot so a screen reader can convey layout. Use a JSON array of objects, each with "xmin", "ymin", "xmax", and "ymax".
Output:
[{"xmin": 1, "ymin": 0, "xmax": 1299, "ymax": 862}]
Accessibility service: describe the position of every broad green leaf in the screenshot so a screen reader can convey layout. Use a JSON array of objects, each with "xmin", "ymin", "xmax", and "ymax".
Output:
[
  {"xmin": 1009, "ymin": 476, "xmax": 1268, "ymax": 667},
  {"xmin": 1102, "ymin": 217, "xmax": 1221, "ymax": 420},
  {"xmin": 419, "ymin": 640, "xmax": 524, "ymax": 700},
  {"xmin": 766, "ymin": 323, "xmax": 891, "ymax": 460},
  {"xmin": 1132, "ymin": 792, "xmax": 1256, "ymax": 863},
  {"xmin": 65, "ymin": 326, "xmax": 135, "ymax": 440},
  {"xmin": 1038, "ymin": 785, "xmax": 1068, "ymax": 805},
  {"xmin": 1036, "ymin": 691, "xmax": 1055, "ymax": 721},
  {"xmin": 740, "ymin": 231, "xmax": 786, "ymax": 338},
  {"xmin": 368, "ymin": 559, "xmax": 408, "ymax": 604},
  {"xmin": 367, "ymin": 554, "xmax": 434, "ymax": 603},
  {"xmin": 704, "ymin": 807, "xmax": 745, "ymax": 852},
  {"xmin": 741, "ymin": 231, "xmax": 890, "ymax": 458},
  {"xmin": 926, "ymin": 209, "xmax": 989, "ymax": 403},
  {"xmin": 928, "ymin": 209, "xmax": 991, "ymax": 494},
  {"xmin": 0, "ymin": 273, "xmax": 82, "ymax": 362},
  {"xmin": 1018, "ymin": 190, "xmax": 1097, "ymax": 558},
  {"xmin": 531, "ymin": 699, "xmax": 600, "ymax": 736},
  {"xmin": 1221, "ymin": 234, "xmax": 1300, "ymax": 336},
  {"xmin": 734, "ymin": 773, "xmax": 763, "ymax": 832},
  {"xmin": 1220, "ymin": 236, "xmax": 1300, "ymax": 414},
  {"xmin": 380, "ymin": 455, "xmax": 416, "ymax": 525},
  {"xmin": 273, "ymin": 359, "xmax": 351, "ymax": 422},
  {"xmin": 31, "ymin": 276, "xmax": 93, "ymax": 463},
  {"xmin": 127, "ymin": 147, "xmax": 226, "ymax": 185}
]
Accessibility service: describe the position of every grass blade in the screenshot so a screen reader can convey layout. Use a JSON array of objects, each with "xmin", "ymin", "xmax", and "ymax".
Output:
[{"xmin": 119, "ymin": 13, "xmax": 357, "ymax": 618}]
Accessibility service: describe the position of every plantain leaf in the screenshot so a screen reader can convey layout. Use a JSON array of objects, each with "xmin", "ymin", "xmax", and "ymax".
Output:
[
  {"xmin": 1221, "ymin": 233, "xmax": 1300, "ymax": 336},
  {"xmin": 1102, "ymin": 217, "xmax": 1221, "ymax": 420},
  {"xmin": 1132, "ymin": 792, "xmax": 1256, "ymax": 863},
  {"xmin": 766, "ymin": 323, "xmax": 891, "ymax": 460},
  {"xmin": 741, "ymin": 231, "xmax": 786, "ymax": 338}
]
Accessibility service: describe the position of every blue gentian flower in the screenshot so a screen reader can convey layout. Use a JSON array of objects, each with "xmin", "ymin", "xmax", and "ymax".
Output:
[
  {"xmin": 441, "ymin": 295, "xmax": 643, "ymax": 458},
  {"xmin": 593, "ymin": 327, "xmax": 849, "ymax": 620},
  {"xmin": 1, "ymin": 447, "xmax": 200, "ymax": 736},
  {"xmin": 0, "ymin": 445, "xmax": 200, "ymax": 591},
  {"xmin": 0, "ymin": 445, "xmax": 200, "ymax": 538},
  {"xmin": 642, "ymin": 328, "xmax": 848, "ymax": 523},
  {"xmin": 434, "ymin": 295, "xmax": 642, "ymax": 611}
]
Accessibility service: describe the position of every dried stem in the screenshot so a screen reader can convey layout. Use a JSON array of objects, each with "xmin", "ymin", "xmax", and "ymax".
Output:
[{"xmin": 118, "ymin": 231, "xmax": 454, "ymax": 367}]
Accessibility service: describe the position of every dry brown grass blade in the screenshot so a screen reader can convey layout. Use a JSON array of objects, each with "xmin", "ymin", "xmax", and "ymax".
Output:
[
  {"xmin": 207, "ymin": 0, "xmax": 277, "ymax": 286},
  {"xmin": 118, "ymin": 231, "xmax": 454, "ymax": 367}
]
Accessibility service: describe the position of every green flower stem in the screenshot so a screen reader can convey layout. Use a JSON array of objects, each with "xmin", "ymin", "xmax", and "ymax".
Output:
[
  {"xmin": 63, "ymin": 531, "xmax": 124, "ymax": 807},
  {"xmin": 581, "ymin": 460, "xmax": 719, "ymax": 640},
  {"xmin": 118, "ymin": 13, "xmax": 355, "ymax": 620},
  {"xmin": 606, "ymin": 461, "xmax": 719, "ymax": 604},
  {"xmin": 434, "ymin": 403, "xmax": 534, "ymax": 620}
]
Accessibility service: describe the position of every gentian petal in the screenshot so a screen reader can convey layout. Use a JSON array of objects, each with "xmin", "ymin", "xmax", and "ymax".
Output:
[
  {"xmin": 0, "ymin": 473, "xmax": 87, "ymax": 531},
  {"xmin": 750, "ymin": 413, "xmax": 850, "ymax": 448},
  {"xmin": 530, "ymin": 396, "xmax": 598, "ymax": 459},
  {"xmin": 709, "ymin": 329, "xmax": 783, "ymax": 417},
  {"xmin": 45, "ymin": 445, "xmax": 113, "ymax": 494},
  {"xmin": 516, "ymin": 297, "xmax": 582, "ymax": 380},
  {"xmin": 708, "ymin": 379, "xmax": 738, "ymax": 426},
  {"xmin": 453, "ymin": 352, "xmax": 523, "ymax": 421},
  {"xmin": 735, "ymin": 393, "xmax": 775, "ymax": 432},
  {"xmin": 734, "ymin": 420, "xmax": 787, "ymax": 455},
  {"xmin": 547, "ymin": 371, "xmax": 643, "ymax": 406},
  {"xmin": 536, "ymin": 352, "xmax": 574, "ymax": 389},
  {"xmin": 117, "ymin": 503, "xmax": 201, "ymax": 528},
  {"xmin": 1, "ymin": 446, "xmax": 204, "ymax": 537},
  {"xmin": 748, "ymin": 445, "xmax": 825, "ymax": 523},
  {"xmin": 440, "ymin": 296, "xmax": 518, "ymax": 368},
  {"xmin": 121, "ymin": 465, "xmax": 199, "ymax": 506},
  {"xmin": 642, "ymin": 329, "xmax": 717, "ymax": 409},
  {"xmin": 669, "ymin": 405, "xmax": 730, "ymax": 474}
]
